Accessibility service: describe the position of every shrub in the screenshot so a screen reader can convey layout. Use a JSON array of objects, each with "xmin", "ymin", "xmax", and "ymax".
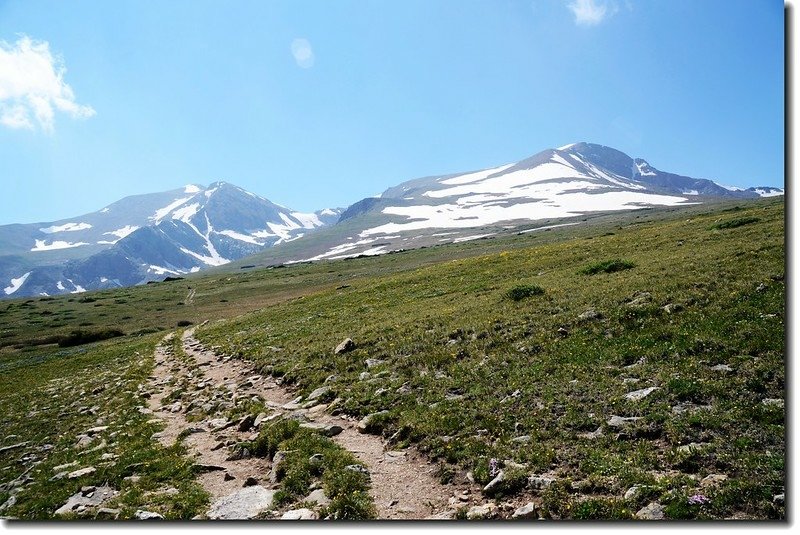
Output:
[
  {"xmin": 176, "ymin": 320, "xmax": 193, "ymax": 327},
  {"xmin": 710, "ymin": 217, "xmax": 760, "ymax": 230},
  {"xmin": 579, "ymin": 259, "xmax": 636, "ymax": 275},
  {"xmin": 57, "ymin": 329, "xmax": 124, "ymax": 347},
  {"xmin": 506, "ymin": 284, "xmax": 545, "ymax": 301}
]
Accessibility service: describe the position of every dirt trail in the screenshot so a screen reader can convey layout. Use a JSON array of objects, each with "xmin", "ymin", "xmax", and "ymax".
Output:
[{"xmin": 145, "ymin": 329, "xmax": 473, "ymax": 519}]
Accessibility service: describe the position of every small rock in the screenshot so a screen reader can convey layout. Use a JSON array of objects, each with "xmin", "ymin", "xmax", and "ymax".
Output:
[
  {"xmin": 635, "ymin": 502, "xmax": 664, "ymax": 520},
  {"xmin": 134, "ymin": 510, "xmax": 164, "ymax": 520},
  {"xmin": 84, "ymin": 426, "xmax": 109, "ymax": 436},
  {"xmin": 511, "ymin": 435, "xmax": 532, "ymax": 443},
  {"xmin": 365, "ymin": 358, "xmax": 385, "ymax": 369},
  {"xmin": 625, "ymin": 386, "xmax": 659, "ymax": 402},
  {"xmin": 577, "ymin": 427, "xmax": 604, "ymax": 440},
  {"xmin": 54, "ymin": 485, "xmax": 118, "ymax": 516},
  {"xmin": 252, "ymin": 412, "xmax": 268, "ymax": 428},
  {"xmin": 676, "ymin": 442, "xmax": 707, "ymax": 454},
  {"xmin": 773, "ymin": 493, "xmax": 785, "ymax": 506},
  {"xmin": 281, "ymin": 508, "xmax": 317, "ymax": 520},
  {"xmin": 208, "ymin": 418, "xmax": 230, "ymax": 430},
  {"xmin": 756, "ymin": 282, "xmax": 768, "ymax": 292},
  {"xmin": 300, "ymin": 422, "xmax": 343, "ymax": 437},
  {"xmin": 243, "ymin": 476, "xmax": 258, "ymax": 487},
  {"xmin": 482, "ymin": 470, "xmax": 505, "ymax": 496},
  {"xmin": 307, "ymin": 386, "xmax": 331, "ymax": 401},
  {"xmin": 762, "ymin": 398, "xmax": 784, "ymax": 408},
  {"xmin": 305, "ymin": 489, "xmax": 331, "ymax": 507},
  {"xmin": 624, "ymin": 485, "xmax": 644, "ymax": 500},
  {"xmin": 206, "ymin": 486, "xmax": 276, "ymax": 520},
  {"xmin": 699, "ymin": 474, "xmax": 728, "ymax": 488},
  {"xmin": 357, "ymin": 410, "xmax": 390, "ymax": 434},
  {"xmin": 334, "ymin": 338, "xmax": 356, "ymax": 354},
  {"xmin": 67, "ymin": 467, "xmax": 96, "ymax": 479},
  {"xmin": 607, "ymin": 415, "xmax": 642, "ymax": 428},
  {"xmin": 511, "ymin": 502, "xmax": 537, "ymax": 519},
  {"xmin": 224, "ymin": 472, "xmax": 236, "ymax": 481},
  {"xmin": 237, "ymin": 414, "xmax": 255, "ymax": 432},
  {"xmin": 466, "ymin": 503, "xmax": 497, "ymax": 520},
  {"xmin": 95, "ymin": 507, "xmax": 121, "ymax": 519},
  {"xmin": 578, "ymin": 309, "xmax": 601, "ymax": 322},
  {"xmin": 345, "ymin": 465, "xmax": 370, "ymax": 479},
  {"xmin": 528, "ymin": 475, "xmax": 554, "ymax": 490},
  {"xmin": 269, "ymin": 451, "xmax": 287, "ymax": 483},
  {"xmin": 710, "ymin": 364, "xmax": 733, "ymax": 372},
  {"xmin": 662, "ymin": 303, "xmax": 682, "ymax": 314}
]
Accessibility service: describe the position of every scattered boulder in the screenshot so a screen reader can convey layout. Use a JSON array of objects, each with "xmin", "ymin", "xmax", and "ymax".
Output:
[
  {"xmin": 307, "ymin": 386, "xmax": 331, "ymax": 401},
  {"xmin": 358, "ymin": 410, "xmax": 390, "ymax": 434},
  {"xmin": 300, "ymin": 422, "xmax": 343, "ymax": 437},
  {"xmin": 511, "ymin": 502, "xmax": 537, "ymax": 519},
  {"xmin": 365, "ymin": 358, "xmax": 385, "ymax": 369},
  {"xmin": 511, "ymin": 435, "xmax": 532, "ymax": 443},
  {"xmin": 206, "ymin": 486, "xmax": 277, "ymax": 520},
  {"xmin": 482, "ymin": 470, "xmax": 505, "ymax": 496},
  {"xmin": 635, "ymin": 502, "xmax": 665, "ymax": 520},
  {"xmin": 577, "ymin": 427, "xmax": 603, "ymax": 440},
  {"xmin": 237, "ymin": 414, "xmax": 255, "ymax": 432},
  {"xmin": 305, "ymin": 489, "xmax": 331, "ymax": 507},
  {"xmin": 624, "ymin": 387, "xmax": 659, "ymax": 402},
  {"xmin": 528, "ymin": 475, "xmax": 555, "ymax": 490},
  {"xmin": 676, "ymin": 442, "xmax": 707, "ymax": 454},
  {"xmin": 607, "ymin": 415, "xmax": 642, "ymax": 428},
  {"xmin": 54, "ymin": 485, "xmax": 118, "ymax": 516},
  {"xmin": 134, "ymin": 510, "xmax": 164, "ymax": 520},
  {"xmin": 243, "ymin": 476, "xmax": 258, "ymax": 487},
  {"xmin": 578, "ymin": 309, "xmax": 602, "ymax": 322},
  {"xmin": 334, "ymin": 338, "xmax": 356, "ymax": 355},
  {"xmin": 624, "ymin": 485, "xmax": 645, "ymax": 500},
  {"xmin": 269, "ymin": 451, "xmax": 287, "ymax": 483},
  {"xmin": 699, "ymin": 474, "xmax": 728, "ymax": 488},
  {"xmin": 626, "ymin": 292, "xmax": 652, "ymax": 307},
  {"xmin": 281, "ymin": 508, "xmax": 317, "ymax": 520},
  {"xmin": 466, "ymin": 503, "xmax": 497, "ymax": 520},
  {"xmin": 710, "ymin": 364, "xmax": 733, "ymax": 372},
  {"xmin": 67, "ymin": 467, "xmax": 96, "ymax": 479}
]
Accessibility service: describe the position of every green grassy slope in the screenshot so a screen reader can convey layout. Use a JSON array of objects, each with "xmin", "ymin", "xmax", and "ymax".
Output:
[{"xmin": 196, "ymin": 198, "xmax": 785, "ymax": 519}]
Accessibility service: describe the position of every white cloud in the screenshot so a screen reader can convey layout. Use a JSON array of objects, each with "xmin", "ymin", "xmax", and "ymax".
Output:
[
  {"xmin": 567, "ymin": 0, "xmax": 613, "ymax": 26},
  {"xmin": 291, "ymin": 38, "xmax": 315, "ymax": 69},
  {"xmin": 0, "ymin": 35, "xmax": 95, "ymax": 132}
]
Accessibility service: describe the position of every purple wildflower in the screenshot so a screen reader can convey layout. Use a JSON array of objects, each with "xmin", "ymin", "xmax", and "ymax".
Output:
[
  {"xmin": 489, "ymin": 458, "xmax": 499, "ymax": 477},
  {"xmin": 687, "ymin": 494, "xmax": 710, "ymax": 505}
]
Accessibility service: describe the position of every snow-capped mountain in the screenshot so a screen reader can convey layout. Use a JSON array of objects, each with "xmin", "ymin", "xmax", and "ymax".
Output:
[
  {"xmin": 231, "ymin": 142, "xmax": 783, "ymax": 265},
  {"xmin": 0, "ymin": 182, "xmax": 341, "ymax": 298}
]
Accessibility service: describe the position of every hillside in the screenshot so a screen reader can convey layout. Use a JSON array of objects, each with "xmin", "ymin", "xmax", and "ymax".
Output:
[{"xmin": 0, "ymin": 197, "xmax": 785, "ymax": 520}]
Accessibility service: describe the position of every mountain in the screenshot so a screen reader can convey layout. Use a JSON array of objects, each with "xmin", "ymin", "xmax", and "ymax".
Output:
[
  {"xmin": 224, "ymin": 142, "xmax": 783, "ymax": 266},
  {"xmin": 1, "ymin": 182, "xmax": 341, "ymax": 298}
]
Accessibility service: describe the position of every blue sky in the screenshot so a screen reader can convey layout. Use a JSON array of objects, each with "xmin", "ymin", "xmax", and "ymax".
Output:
[{"xmin": 0, "ymin": 0, "xmax": 785, "ymax": 224}]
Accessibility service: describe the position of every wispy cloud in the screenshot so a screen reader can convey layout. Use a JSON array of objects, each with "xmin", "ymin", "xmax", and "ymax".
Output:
[
  {"xmin": 0, "ymin": 36, "xmax": 94, "ymax": 133},
  {"xmin": 290, "ymin": 38, "xmax": 315, "ymax": 69},
  {"xmin": 567, "ymin": 0, "xmax": 614, "ymax": 26}
]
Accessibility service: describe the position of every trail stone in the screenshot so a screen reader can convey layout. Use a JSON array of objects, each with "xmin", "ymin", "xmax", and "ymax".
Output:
[
  {"xmin": 357, "ymin": 410, "xmax": 390, "ymax": 434},
  {"xmin": 345, "ymin": 464, "xmax": 370, "ymax": 479},
  {"xmin": 253, "ymin": 412, "xmax": 268, "ymax": 428},
  {"xmin": 307, "ymin": 386, "xmax": 330, "ymax": 401},
  {"xmin": 0, "ymin": 442, "xmax": 29, "ymax": 454},
  {"xmin": 54, "ymin": 485, "xmax": 117, "ymax": 516},
  {"xmin": 625, "ymin": 387, "xmax": 659, "ymax": 402},
  {"xmin": 67, "ymin": 467, "xmax": 96, "ymax": 479},
  {"xmin": 511, "ymin": 502, "xmax": 537, "ymax": 519},
  {"xmin": 607, "ymin": 415, "xmax": 642, "ymax": 428},
  {"xmin": 206, "ymin": 486, "xmax": 276, "ymax": 520},
  {"xmin": 134, "ymin": 510, "xmax": 164, "ymax": 520},
  {"xmin": 635, "ymin": 502, "xmax": 665, "ymax": 520},
  {"xmin": 334, "ymin": 338, "xmax": 355, "ymax": 354},
  {"xmin": 466, "ymin": 503, "xmax": 497, "ymax": 520},
  {"xmin": 528, "ymin": 475, "xmax": 554, "ymax": 490},
  {"xmin": 300, "ymin": 422, "xmax": 343, "ymax": 437},
  {"xmin": 365, "ymin": 358, "xmax": 385, "ymax": 369},
  {"xmin": 305, "ymin": 489, "xmax": 331, "ymax": 507},
  {"xmin": 482, "ymin": 470, "xmax": 505, "ymax": 496},
  {"xmin": 281, "ymin": 508, "xmax": 317, "ymax": 520},
  {"xmin": 699, "ymin": 474, "xmax": 728, "ymax": 488},
  {"xmin": 624, "ymin": 485, "xmax": 645, "ymax": 500},
  {"xmin": 237, "ymin": 414, "xmax": 255, "ymax": 432}
]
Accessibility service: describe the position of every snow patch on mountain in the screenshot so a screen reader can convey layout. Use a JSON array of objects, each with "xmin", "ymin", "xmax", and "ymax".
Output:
[
  {"xmin": 151, "ymin": 196, "xmax": 195, "ymax": 222},
  {"xmin": 104, "ymin": 225, "xmax": 139, "ymax": 240},
  {"xmin": 752, "ymin": 188, "xmax": 784, "ymax": 198},
  {"xmin": 440, "ymin": 163, "xmax": 515, "ymax": 186},
  {"xmin": 171, "ymin": 203, "xmax": 201, "ymax": 223},
  {"xmin": 291, "ymin": 212, "xmax": 323, "ymax": 229},
  {"xmin": 218, "ymin": 229, "xmax": 265, "ymax": 245},
  {"xmin": 184, "ymin": 184, "xmax": 201, "ymax": 194},
  {"xmin": 39, "ymin": 222, "xmax": 92, "ymax": 234},
  {"xmin": 4, "ymin": 272, "xmax": 30, "ymax": 295},
  {"xmin": 31, "ymin": 239, "xmax": 89, "ymax": 252}
]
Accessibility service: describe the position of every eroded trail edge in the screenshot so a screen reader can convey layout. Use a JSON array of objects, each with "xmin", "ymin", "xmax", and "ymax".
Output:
[{"xmin": 146, "ymin": 329, "xmax": 475, "ymax": 519}]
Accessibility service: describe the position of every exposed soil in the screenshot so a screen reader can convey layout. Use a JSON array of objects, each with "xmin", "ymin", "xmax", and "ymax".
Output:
[{"xmin": 145, "ymin": 329, "xmax": 480, "ymax": 519}]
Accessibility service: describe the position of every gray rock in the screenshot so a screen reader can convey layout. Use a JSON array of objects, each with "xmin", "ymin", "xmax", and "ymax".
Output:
[
  {"xmin": 635, "ymin": 502, "xmax": 664, "ymax": 520},
  {"xmin": 511, "ymin": 435, "xmax": 532, "ymax": 443},
  {"xmin": 0, "ymin": 441, "xmax": 29, "ymax": 454},
  {"xmin": 426, "ymin": 510, "xmax": 456, "ymax": 520},
  {"xmin": 54, "ymin": 485, "xmax": 118, "ymax": 516},
  {"xmin": 84, "ymin": 426, "xmax": 109, "ymax": 436},
  {"xmin": 299, "ymin": 422, "xmax": 343, "ymax": 437},
  {"xmin": 762, "ymin": 398, "xmax": 784, "ymax": 408},
  {"xmin": 511, "ymin": 502, "xmax": 537, "ymax": 519},
  {"xmin": 307, "ymin": 386, "xmax": 331, "ymax": 401},
  {"xmin": 710, "ymin": 364, "xmax": 733, "ymax": 372},
  {"xmin": 243, "ymin": 476, "xmax": 258, "ymax": 487},
  {"xmin": 482, "ymin": 470, "xmax": 505, "ymax": 496},
  {"xmin": 206, "ymin": 486, "xmax": 277, "ymax": 520},
  {"xmin": 95, "ymin": 507, "xmax": 121, "ymax": 519},
  {"xmin": 67, "ymin": 467, "xmax": 96, "ymax": 479},
  {"xmin": 528, "ymin": 475, "xmax": 554, "ymax": 490},
  {"xmin": 269, "ymin": 451, "xmax": 287, "ymax": 483},
  {"xmin": 237, "ymin": 414, "xmax": 255, "ymax": 432},
  {"xmin": 345, "ymin": 465, "xmax": 370, "ymax": 479},
  {"xmin": 699, "ymin": 474, "xmax": 728, "ymax": 488},
  {"xmin": 134, "ymin": 510, "xmax": 164, "ymax": 520},
  {"xmin": 578, "ymin": 309, "xmax": 601, "ymax": 322},
  {"xmin": 773, "ymin": 493, "xmax": 785, "ymax": 506},
  {"xmin": 357, "ymin": 410, "xmax": 390, "ymax": 434},
  {"xmin": 466, "ymin": 503, "xmax": 497, "ymax": 520},
  {"xmin": 305, "ymin": 489, "xmax": 331, "ymax": 507},
  {"xmin": 358, "ymin": 372, "xmax": 371, "ymax": 380},
  {"xmin": 252, "ymin": 412, "xmax": 268, "ymax": 428},
  {"xmin": 625, "ymin": 386, "xmax": 659, "ymax": 402},
  {"xmin": 577, "ymin": 427, "xmax": 603, "ymax": 440},
  {"xmin": 334, "ymin": 338, "xmax": 356, "ymax": 354},
  {"xmin": 607, "ymin": 415, "xmax": 642, "ymax": 428},
  {"xmin": 365, "ymin": 358, "xmax": 385, "ymax": 369},
  {"xmin": 624, "ymin": 485, "xmax": 645, "ymax": 500},
  {"xmin": 676, "ymin": 442, "xmax": 707, "ymax": 454},
  {"xmin": 281, "ymin": 508, "xmax": 317, "ymax": 520}
]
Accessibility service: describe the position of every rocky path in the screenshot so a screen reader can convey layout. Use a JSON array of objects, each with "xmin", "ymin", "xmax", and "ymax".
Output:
[{"xmin": 144, "ymin": 329, "xmax": 472, "ymax": 519}]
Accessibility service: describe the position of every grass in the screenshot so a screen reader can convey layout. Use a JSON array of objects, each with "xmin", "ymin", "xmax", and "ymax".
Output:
[
  {"xmin": 505, "ymin": 285, "xmax": 545, "ymax": 301},
  {"xmin": 0, "ymin": 196, "xmax": 785, "ymax": 520},
  {"xmin": 578, "ymin": 259, "xmax": 636, "ymax": 275},
  {"xmin": 710, "ymin": 217, "xmax": 761, "ymax": 230}
]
